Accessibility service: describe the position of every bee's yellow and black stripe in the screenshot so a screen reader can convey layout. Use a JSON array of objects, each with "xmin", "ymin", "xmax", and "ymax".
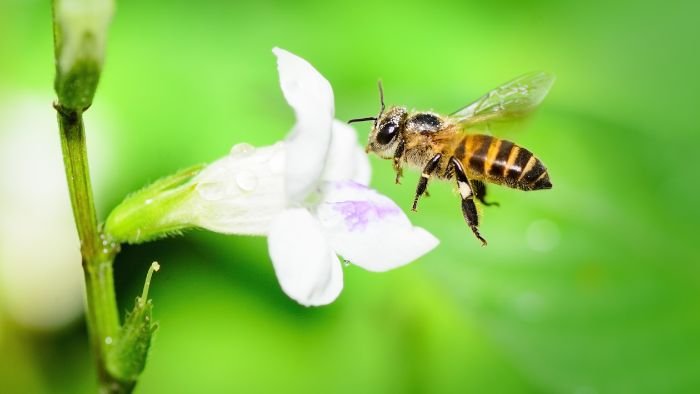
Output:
[{"xmin": 454, "ymin": 134, "xmax": 552, "ymax": 191}]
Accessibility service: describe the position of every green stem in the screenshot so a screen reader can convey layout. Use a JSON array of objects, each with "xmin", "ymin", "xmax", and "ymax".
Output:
[
  {"xmin": 56, "ymin": 107, "xmax": 130, "ymax": 393},
  {"xmin": 56, "ymin": 107, "xmax": 99, "ymax": 252}
]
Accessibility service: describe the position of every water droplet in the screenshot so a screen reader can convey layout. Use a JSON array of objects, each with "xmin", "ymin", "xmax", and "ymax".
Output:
[
  {"xmin": 105, "ymin": 336, "xmax": 113, "ymax": 345},
  {"xmin": 235, "ymin": 170, "xmax": 258, "ymax": 192},
  {"xmin": 343, "ymin": 259, "xmax": 351, "ymax": 267},
  {"xmin": 102, "ymin": 239, "xmax": 108, "ymax": 246},
  {"xmin": 230, "ymin": 143, "xmax": 255, "ymax": 157},
  {"xmin": 196, "ymin": 182, "xmax": 226, "ymax": 201}
]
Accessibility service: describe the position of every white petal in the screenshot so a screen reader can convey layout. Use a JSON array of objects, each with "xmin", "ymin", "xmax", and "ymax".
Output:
[
  {"xmin": 273, "ymin": 47, "xmax": 334, "ymax": 204},
  {"xmin": 186, "ymin": 143, "xmax": 286, "ymax": 235},
  {"xmin": 268, "ymin": 208, "xmax": 343, "ymax": 306},
  {"xmin": 351, "ymin": 144, "xmax": 372, "ymax": 186},
  {"xmin": 322, "ymin": 120, "xmax": 372, "ymax": 186},
  {"xmin": 315, "ymin": 181, "xmax": 439, "ymax": 272}
]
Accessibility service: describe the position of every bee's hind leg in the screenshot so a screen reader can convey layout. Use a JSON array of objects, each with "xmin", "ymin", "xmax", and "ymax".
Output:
[
  {"xmin": 412, "ymin": 153, "xmax": 442, "ymax": 211},
  {"xmin": 450, "ymin": 157, "xmax": 488, "ymax": 246},
  {"xmin": 472, "ymin": 180, "xmax": 500, "ymax": 207}
]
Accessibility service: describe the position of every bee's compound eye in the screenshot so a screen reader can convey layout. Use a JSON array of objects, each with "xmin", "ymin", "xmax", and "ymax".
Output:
[{"xmin": 377, "ymin": 123, "xmax": 399, "ymax": 145}]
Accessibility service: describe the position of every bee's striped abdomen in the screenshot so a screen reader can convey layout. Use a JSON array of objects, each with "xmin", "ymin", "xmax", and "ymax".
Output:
[{"xmin": 455, "ymin": 134, "xmax": 552, "ymax": 191}]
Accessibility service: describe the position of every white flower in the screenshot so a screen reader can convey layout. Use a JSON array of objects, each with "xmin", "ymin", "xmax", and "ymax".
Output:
[
  {"xmin": 107, "ymin": 48, "xmax": 439, "ymax": 306},
  {"xmin": 234, "ymin": 48, "xmax": 440, "ymax": 306}
]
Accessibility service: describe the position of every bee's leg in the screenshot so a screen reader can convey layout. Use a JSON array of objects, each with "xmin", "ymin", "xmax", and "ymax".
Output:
[
  {"xmin": 412, "ymin": 153, "xmax": 442, "ymax": 211},
  {"xmin": 451, "ymin": 157, "xmax": 488, "ymax": 246},
  {"xmin": 393, "ymin": 138, "xmax": 405, "ymax": 184},
  {"xmin": 472, "ymin": 180, "xmax": 500, "ymax": 207}
]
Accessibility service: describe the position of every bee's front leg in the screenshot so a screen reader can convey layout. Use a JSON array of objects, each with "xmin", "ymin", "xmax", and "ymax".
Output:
[
  {"xmin": 412, "ymin": 153, "xmax": 442, "ymax": 211},
  {"xmin": 450, "ymin": 157, "xmax": 488, "ymax": 246},
  {"xmin": 393, "ymin": 139, "xmax": 405, "ymax": 184},
  {"xmin": 393, "ymin": 160, "xmax": 403, "ymax": 184}
]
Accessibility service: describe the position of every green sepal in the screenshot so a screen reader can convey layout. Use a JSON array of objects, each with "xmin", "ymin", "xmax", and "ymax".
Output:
[
  {"xmin": 104, "ymin": 164, "xmax": 205, "ymax": 244},
  {"xmin": 106, "ymin": 262, "xmax": 160, "ymax": 382},
  {"xmin": 54, "ymin": 56, "xmax": 101, "ymax": 111},
  {"xmin": 106, "ymin": 298, "xmax": 157, "ymax": 382}
]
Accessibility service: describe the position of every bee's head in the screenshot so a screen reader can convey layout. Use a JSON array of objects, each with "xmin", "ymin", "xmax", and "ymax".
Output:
[
  {"xmin": 366, "ymin": 106, "xmax": 406, "ymax": 158},
  {"xmin": 348, "ymin": 81, "xmax": 407, "ymax": 159}
]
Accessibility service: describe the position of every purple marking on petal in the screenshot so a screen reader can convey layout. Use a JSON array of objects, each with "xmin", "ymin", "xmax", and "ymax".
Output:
[{"xmin": 331, "ymin": 200, "xmax": 401, "ymax": 231}]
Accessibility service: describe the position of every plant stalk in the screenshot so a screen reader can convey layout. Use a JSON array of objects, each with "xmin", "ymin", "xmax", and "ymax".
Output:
[{"xmin": 56, "ymin": 106, "xmax": 130, "ymax": 393}]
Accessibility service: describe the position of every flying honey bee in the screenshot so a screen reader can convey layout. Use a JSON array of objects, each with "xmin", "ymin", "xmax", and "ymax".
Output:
[{"xmin": 348, "ymin": 72, "xmax": 555, "ymax": 246}]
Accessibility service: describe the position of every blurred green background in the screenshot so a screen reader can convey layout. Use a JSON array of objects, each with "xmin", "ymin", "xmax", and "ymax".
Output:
[{"xmin": 1, "ymin": 0, "xmax": 699, "ymax": 392}]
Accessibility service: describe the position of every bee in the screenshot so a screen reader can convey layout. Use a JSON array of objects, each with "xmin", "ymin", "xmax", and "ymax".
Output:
[{"xmin": 348, "ymin": 72, "xmax": 555, "ymax": 246}]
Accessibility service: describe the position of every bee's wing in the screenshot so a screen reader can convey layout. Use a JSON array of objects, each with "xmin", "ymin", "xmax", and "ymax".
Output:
[{"xmin": 451, "ymin": 71, "xmax": 555, "ymax": 128}]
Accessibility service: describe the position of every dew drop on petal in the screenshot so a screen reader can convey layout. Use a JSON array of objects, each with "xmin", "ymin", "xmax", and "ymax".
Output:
[
  {"xmin": 230, "ymin": 143, "xmax": 255, "ymax": 157},
  {"xmin": 196, "ymin": 182, "xmax": 226, "ymax": 201},
  {"xmin": 235, "ymin": 170, "xmax": 258, "ymax": 192}
]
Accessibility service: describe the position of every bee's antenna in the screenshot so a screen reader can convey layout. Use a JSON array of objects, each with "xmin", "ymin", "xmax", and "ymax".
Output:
[
  {"xmin": 378, "ymin": 80, "xmax": 385, "ymax": 117},
  {"xmin": 347, "ymin": 116, "xmax": 377, "ymax": 124},
  {"xmin": 347, "ymin": 81, "xmax": 386, "ymax": 125}
]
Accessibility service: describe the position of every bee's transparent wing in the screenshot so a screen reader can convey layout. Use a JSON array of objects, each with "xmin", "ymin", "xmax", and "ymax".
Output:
[{"xmin": 451, "ymin": 71, "xmax": 555, "ymax": 127}]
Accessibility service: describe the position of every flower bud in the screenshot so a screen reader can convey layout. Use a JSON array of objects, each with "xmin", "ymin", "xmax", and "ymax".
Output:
[{"xmin": 53, "ymin": 0, "xmax": 114, "ymax": 109}]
